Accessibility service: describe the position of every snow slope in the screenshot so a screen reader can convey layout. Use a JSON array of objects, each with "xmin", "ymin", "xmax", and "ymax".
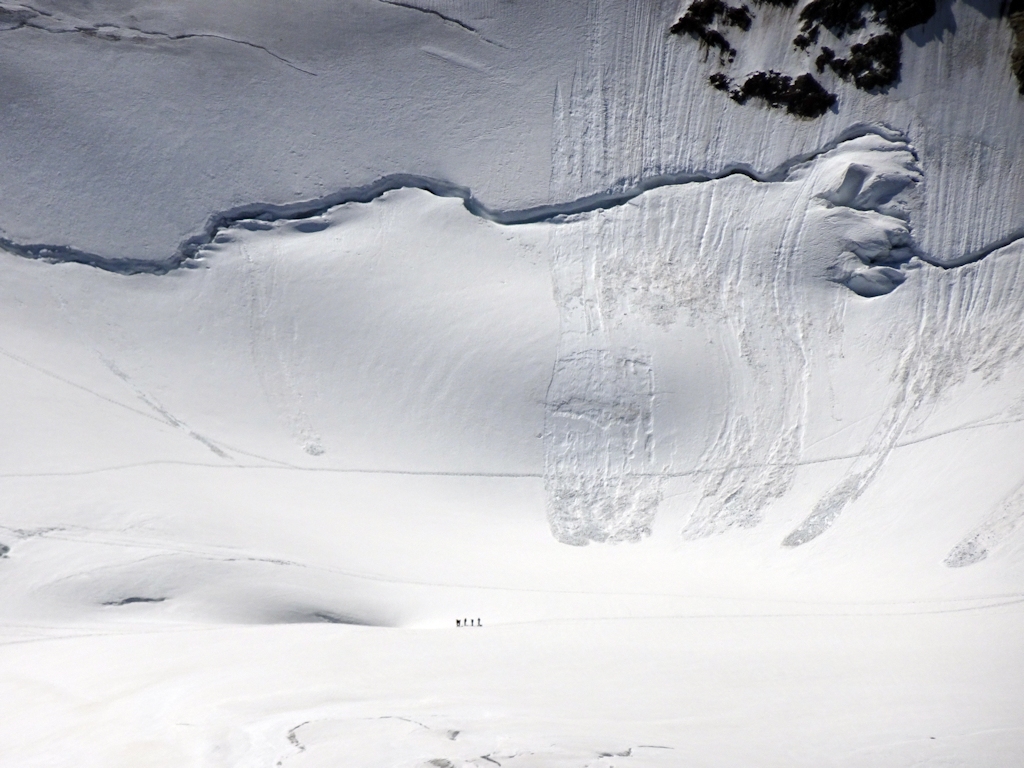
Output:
[
  {"xmin": 1, "ymin": 1, "xmax": 1023, "ymax": 766},
  {"xmin": 2, "ymin": 125, "xmax": 1024, "ymax": 764}
]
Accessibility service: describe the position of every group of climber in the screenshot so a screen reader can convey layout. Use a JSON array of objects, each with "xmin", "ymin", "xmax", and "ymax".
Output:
[{"xmin": 455, "ymin": 618, "xmax": 481, "ymax": 627}]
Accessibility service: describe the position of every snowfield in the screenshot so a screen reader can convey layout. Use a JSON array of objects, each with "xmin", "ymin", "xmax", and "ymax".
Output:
[{"xmin": 1, "ymin": 0, "xmax": 1023, "ymax": 766}]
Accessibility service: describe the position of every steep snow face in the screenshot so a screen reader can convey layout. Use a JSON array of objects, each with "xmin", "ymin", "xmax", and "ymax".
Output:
[
  {"xmin": 550, "ymin": 0, "xmax": 1024, "ymax": 259},
  {"xmin": 0, "ymin": 0, "xmax": 1021, "ymax": 266}
]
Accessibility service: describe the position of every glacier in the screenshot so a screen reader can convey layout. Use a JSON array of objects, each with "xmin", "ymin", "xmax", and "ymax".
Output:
[{"xmin": 1, "ymin": 0, "xmax": 1023, "ymax": 766}]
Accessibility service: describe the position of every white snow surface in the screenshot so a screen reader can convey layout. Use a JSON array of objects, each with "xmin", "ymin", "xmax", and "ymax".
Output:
[{"xmin": 1, "ymin": 1, "xmax": 1024, "ymax": 766}]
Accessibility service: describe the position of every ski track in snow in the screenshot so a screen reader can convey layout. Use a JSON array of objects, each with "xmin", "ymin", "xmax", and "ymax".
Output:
[
  {"xmin": 101, "ymin": 358, "xmax": 233, "ymax": 460},
  {"xmin": 0, "ymin": 343, "xmax": 294, "ymax": 469}
]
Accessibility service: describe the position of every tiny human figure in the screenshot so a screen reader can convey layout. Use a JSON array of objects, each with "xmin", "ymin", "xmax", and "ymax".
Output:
[
  {"xmin": 456, "ymin": 619, "xmax": 461, "ymax": 627},
  {"xmin": 477, "ymin": 618, "xmax": 482, "ymax": 627}
]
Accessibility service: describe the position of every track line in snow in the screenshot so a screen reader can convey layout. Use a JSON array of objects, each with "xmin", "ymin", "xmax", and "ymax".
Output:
[
  {"xmin": 0, "ymin": 345, "xmax": 293, "ymax": 469},
  {"xmin": 0, "ymin": 461, "xmax": 541, "ymax": 480},
  {"xmin": 0, "ymin": 344, "xmax": 165, "ymax": 425},
  {"xmin": 3, "ymin": 411, "xmax": 1021, "ymax": 481},
  {"xmin": 102, "ymin": 358, "xmax": 233, "ymax": 460}
]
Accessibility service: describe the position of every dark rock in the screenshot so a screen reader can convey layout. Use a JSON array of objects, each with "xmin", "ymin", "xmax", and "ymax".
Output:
[
  {"xmin": 794, "ymin": 28, "xmax": 820, "ymax": 49},
  {"xmin": 684, "ymin": 0, "xmax": 727, "ymax": 26},
  {"xmin": 671, "ymin": 0, "xmax": 756, "ymax": 60},
  {"xmin": 1009, "ymin": 3, "xmax": 1024, "ymax": 93},
  {"xmin": 787, "ymin": 73, "xmax": 839, "ymax": 116},
  {"xmin": 799, "ymin": 0, "xmax": 869, "ymax": 37},
  {"xmin": 709, "ymin": 72, "xmax": 733, "ymax": 91},
  {"xmin": 818, "ymin": 33, "xmax": 902, "ymax": 90},
  {"xmin": 882, "ymin": 0, "xmax": 937, "ymax": 34},
  {"xmin": 724, "ymin": 5, "xmax": 754, "ymax": 31},
  {"xmin": 672, "ymin": 0, "xmax": 940, "ymax": 116},
  {"xmin": 731, "ymin": 70, "xmax": 837, "ymax": 117},
  {"xmin": 799, "ymin": 0, "xmax": 935, "ymax": 38}
]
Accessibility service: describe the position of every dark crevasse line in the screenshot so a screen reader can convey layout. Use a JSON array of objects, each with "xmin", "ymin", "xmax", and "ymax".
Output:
[
  {"xmin": 101, "ymin": 596, "xmax": 167, "ymax": 606},
  {"xmin": 377, "ymin": 0, "xmax": 478, "ymax": 34},
  {"xmin": 0, "ymin": 124, "xmax": 903, "ymax": 274},
  {"xmin": 375, "ymin": 0, "xmax": 506, "ymax": 48},
  {"xmin": 1, "ymin": 122, "xmax": 1020, "ymax": 276},
  {"xmin": 0, "ymin": 237, "xmax": 184, "ymax": 275},
  {"xmin": 179, "ymin": 122, "xmax": 910, "ymax": 260},
  {"xmin": 932, "ymin": 226, "xmax": 1024, "ymax": 268},
  {"xmin": 1, "ymin": 2, "xmax": 318, "ymax": 76}
]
